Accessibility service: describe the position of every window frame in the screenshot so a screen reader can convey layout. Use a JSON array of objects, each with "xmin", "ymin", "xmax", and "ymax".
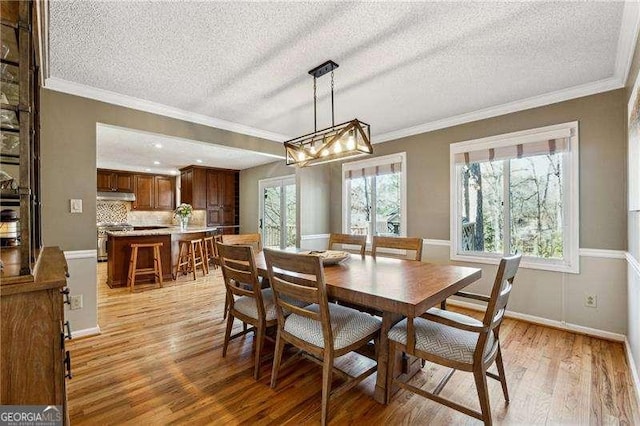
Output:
[
  {"xmin": 449, "ymin": 122, "xmax": 580, "ymax": 273},
  {"xmin": 342, "ymin": 152, "xmax": 407, "ymax": 241}
]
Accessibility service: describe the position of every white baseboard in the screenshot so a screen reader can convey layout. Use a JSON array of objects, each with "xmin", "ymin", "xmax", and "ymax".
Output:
[
  {"xmin": 627, "ymin": 252, "xmax": 640, "ymax": 277},
  {"xmin": 71, "ymin": 326, "xmax": 101, "ymax": 339},
  {"xmin": 447, "ymin": 299, "xmax": 626, "ymax": 342},
  {"xmin": 624, "ymin": 337, "xmax": 640, "ymax": 408}
]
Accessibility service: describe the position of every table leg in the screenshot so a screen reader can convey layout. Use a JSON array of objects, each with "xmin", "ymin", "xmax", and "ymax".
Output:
[{"xmin": 374, "ymin": 311, "xmax": 403, "ymax": 403}]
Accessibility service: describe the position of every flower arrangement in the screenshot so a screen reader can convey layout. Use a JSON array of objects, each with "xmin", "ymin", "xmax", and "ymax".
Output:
[{"xmin": 174, "ymin": 203, "xmax": 193, "ymax": 218}]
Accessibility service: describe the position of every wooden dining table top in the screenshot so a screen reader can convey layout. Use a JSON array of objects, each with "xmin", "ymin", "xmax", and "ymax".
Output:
[{"xmin": 254, "ymin": 250, "xmax": 482, "ymax": 318}]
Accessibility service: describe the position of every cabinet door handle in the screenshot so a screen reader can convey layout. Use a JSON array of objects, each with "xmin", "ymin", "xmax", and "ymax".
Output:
[
  {"xmin": 60, "ymin": 288, "xmax": 71, "ymax": 305},
  {"xmin": 64, "ymin": 350, "xmax": 73, "ymax": 379},
  {"xmin": 64, "ymin": 321, "xmax": 72, "ymax": 340}
]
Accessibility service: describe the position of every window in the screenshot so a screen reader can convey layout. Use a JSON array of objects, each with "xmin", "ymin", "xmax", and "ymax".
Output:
[
  {"xmin": 450, "ymin": 122, "xmax": 579, "ymax": 273},
  {"xmin": 343, "ymin": 153, "xmax": 406, "ymax": 241}
]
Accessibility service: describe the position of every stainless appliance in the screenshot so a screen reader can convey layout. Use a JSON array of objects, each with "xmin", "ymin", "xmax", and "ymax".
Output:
[
  {"xmin": 97, "ymin": 223, "xmax": 133, "ymax": 261},
  {"xmin": 97, "ymin": 191, "xmax": 136, "ymax": 202}
]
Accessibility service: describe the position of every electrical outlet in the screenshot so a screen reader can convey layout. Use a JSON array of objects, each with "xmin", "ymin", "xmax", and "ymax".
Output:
[
  {"xmin": 70, "ymin": 199, "xmax": 83, "ymax": 213},
  {"xmin": 69, "ymin": 294, "xmax": 83, "ymax": 310},
  {"xmin": 585, "ymin": 294, "xmax": 597, "ymax": 308}
]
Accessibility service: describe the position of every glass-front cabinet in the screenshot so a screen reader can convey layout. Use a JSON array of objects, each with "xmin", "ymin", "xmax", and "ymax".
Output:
[{"xmin": 0, "ymin": 0, "xmax": 41, "ymax": 278}]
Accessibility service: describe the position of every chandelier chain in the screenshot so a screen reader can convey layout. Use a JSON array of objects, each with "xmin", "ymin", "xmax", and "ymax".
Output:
[
  {"xmin": 331, "ymin": 70, "xmax": 335, "ymax": 127},
  {"xmin": 313, "ymin": 76, "xmax": 317, "ymax": 132}
]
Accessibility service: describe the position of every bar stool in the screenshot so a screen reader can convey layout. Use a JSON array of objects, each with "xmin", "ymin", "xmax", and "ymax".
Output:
[
  {"xmin": 127, "ymin": 242, "xmax": 163, "ymax": 292},
  {"xmin": 174, "ymin": 238, "xmax": 207, "ymax": 280},
  {"xmin": 203, "ymin": 235, "xmax": 223, "ymax": 271}
]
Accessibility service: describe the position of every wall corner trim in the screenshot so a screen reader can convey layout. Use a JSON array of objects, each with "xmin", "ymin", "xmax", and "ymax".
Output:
[
  {"xmin": 447, "ymin": 299, "xmax": 626, "ymax": 342},
  {"xmin": 300, "ymin": 234, "xmax": 331, "ymax": 241},
  {"xmin": 71, "ymin": 326, "xmax": 101, "ymax": 339},
  {"xmin": 624, "ymin": 337, "xmax": 640, "ymax": 409},
  {"xmin": 63, "ymin": 249, "xmax": 98, "ymax": 260},
  {"xmin": 578, "ymin": 248, "xmax": 627, "ymax": 259},
  {"xmin": 422, "ymin": 239, "xmax": 452, "ymax": 247},
  {"xmin": 627, "ymin": 251, "xmax": 640, "ymax": 276}
]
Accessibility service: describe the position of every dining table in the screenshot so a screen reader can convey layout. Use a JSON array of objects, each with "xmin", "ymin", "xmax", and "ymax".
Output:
[{"xmin": 253, "ymin": 250, "xmax": 482, "ymax": 404}]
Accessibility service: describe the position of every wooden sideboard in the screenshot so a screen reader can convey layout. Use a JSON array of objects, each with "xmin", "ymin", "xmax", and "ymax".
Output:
[{"xmin": 1, "ymin": 247, "xmax": 71, "ymax": 421}]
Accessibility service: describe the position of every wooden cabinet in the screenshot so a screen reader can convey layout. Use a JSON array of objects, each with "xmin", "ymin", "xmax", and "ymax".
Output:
[
  {"xmin": 180, "ymin": 167, "xmax": 207, "ymax": 209},
  {"xmin": 133, "ymin": 175, "xmax": 154, "ymax": 210},
  {"xmin": 180, "ymin": 166, "xmax": 238, "ymax": 232},
  {"xmin": 1, "ymin": 247, "xmax": 70, "ymax": 417},
  {"xmin": 132, "ymin": 173, "xmax": 175, "ymax": 211},
  {"xmin": 155, "ymin": 176, "xmax": 175, "ymax": 210},
  {"xmin": 0, "ymin": 0, "xmax": 41, "ymax": 275},
  {"xmin": 97, "ymin": 169, "xmax": 133, "ymax": 193}
]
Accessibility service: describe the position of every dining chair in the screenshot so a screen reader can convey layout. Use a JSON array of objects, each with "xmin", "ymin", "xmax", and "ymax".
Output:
[
  {"xmin": 222, "ymin": 233, "xmax": 263, "ymax": 252},
  {"xmin": 264, "ymin": 249, "xmax": 382, "ymax": 426},
  {"xmin": 217, "ymin": 242, "xmax": 275, "ymax": 380},
  {"xmin": 220, "ymin": 233, "xmax": 264, "ymax": 319},
  {"xmin": 328, "ymin": 233, "xmax": 366, "ymax": 257},
  {"xmin": 386, "ymin": 254, "xmax": 521, "ymax": 425},
  {"xmin": 371, "ymin": 235, "xmax": 423, "ymax": 261}
]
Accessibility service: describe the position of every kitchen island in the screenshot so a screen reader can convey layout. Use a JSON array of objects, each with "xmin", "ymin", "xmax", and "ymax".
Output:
[{"xmin": 106, "ymin": 226, "xmax": 218, "ymax": 288}]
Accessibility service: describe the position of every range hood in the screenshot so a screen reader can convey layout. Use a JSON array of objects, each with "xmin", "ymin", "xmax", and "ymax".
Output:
[{"xmin": 97, "ymin": 191, "xmax": 136, "ymax": 202}]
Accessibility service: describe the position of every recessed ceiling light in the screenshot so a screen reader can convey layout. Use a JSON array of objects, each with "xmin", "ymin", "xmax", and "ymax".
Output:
[
  {"xmin": 145, "ymin": 168, "xmax": 151, "ymax": 172},
  {"xmin": 170, "ymin": 170, "xmax": 178, "ymax": 175},
  {"xmin": 196, "ymin": 159, "xmax": 203, "ymax": 163},
  {"xmin": 154, "ymin": 143, "xmax": 162, "ymax": 148},
  {"xmin": 153, "ymin": 161, "xmax": 160, "ymax": 165}
]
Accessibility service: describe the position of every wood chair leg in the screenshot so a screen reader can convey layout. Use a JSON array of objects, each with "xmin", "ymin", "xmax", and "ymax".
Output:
[
  {"xmin": 198, "ymin": 242, "xmax": 208, "ymax": 275},
  {"xmin": 190, "ymin": 244, "xmax": 197, "ymax": 281},
  {"xmin": 129, "ymin": 247, "xmax": 138, "ymax": 293},
  {"xmin": 270, "ymin": 332, "xmax": 285, "ymax": 389},
  {"xmin": 173, "ymin": 242, "xmax": 185, "ymax": 279},
  {"xmin": 495, "ymin": 345, "xmax": 509, "ymax": 403},
  {"xmin": 223, "ymin": 293, "xmax": 229, "ymax": 319},
  {"xmin": 473, "ymin": 367, "xmax": 492, "ymax": 426},
  {"xmin": 440, "ymin": 300, "xmax": 447, "ymax": 310},
  {"xmin": 321, "ymin": 354, "xmax": 334, "ymax": 426},
  {"xmin": 222, "ymin": 313, "xmax": 234, "ymax": 358},
  {"xmin": 155, "ymin": 246, "xmax": 163, "ymax": 288},
  {"xmin": 254, "ymin": 324, "xmax": 265, "ymax": 380}
]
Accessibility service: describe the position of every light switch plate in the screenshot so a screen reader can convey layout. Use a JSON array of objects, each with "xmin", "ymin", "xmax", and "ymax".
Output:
[{"xmin": 70, "ymin": 199, "xmax": 83, "ymax": 213}]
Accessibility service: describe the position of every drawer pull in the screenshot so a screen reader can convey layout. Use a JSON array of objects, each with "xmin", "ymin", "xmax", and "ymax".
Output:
[
  {"xmin": 64, "ymin": 350, "xmax": 72, "ymax": 379},
  {"xmin": 60, "ymin": 287, "xmax": 71, "ymax": 305},
  {"xmin": 64, "ymin": 321, "xmax": 72, "ymax": 340}
]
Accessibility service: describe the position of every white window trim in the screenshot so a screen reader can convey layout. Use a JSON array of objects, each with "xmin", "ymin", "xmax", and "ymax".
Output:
[
  {"xmin": 449, "ymin": 122, "xmax": 580, "ymax": 274},
  {"xmin": 258, "ymin": 175, "xmax": 297, "ymax": 249},
  {"xmin": 342, "ymin": 152, "xmax": 407, "ymax": 241}
]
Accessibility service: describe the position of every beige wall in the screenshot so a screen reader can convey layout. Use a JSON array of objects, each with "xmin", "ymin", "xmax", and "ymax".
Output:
[
  {"xmin": 40, "ymin": 88, "xmax": 282, "ymax": 333},
  {"xmin": 328, "ymin": 89, "xmax": 627, "ymax": 250},
  {"xmin": 40, "ymin": 88, "xmax": 282, "ymax": 251},
  {"xmin": 239, "ymin": 160, "xmax": 331, "ymax": 240}
]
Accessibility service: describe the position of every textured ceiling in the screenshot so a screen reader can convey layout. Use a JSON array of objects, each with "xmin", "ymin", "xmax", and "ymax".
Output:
[
  {"xmin": 50, "ymin": 1, "xmax": 627, "ymax": 142},
  {"xmin": 96, "ymin": 124, "xmax": 278, "ymax": 173}
]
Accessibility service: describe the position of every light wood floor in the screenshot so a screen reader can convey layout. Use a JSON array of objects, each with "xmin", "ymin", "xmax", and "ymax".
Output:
[{"xmin": 67, "ymin": 263, "xmax": 640, "ymax": 425}]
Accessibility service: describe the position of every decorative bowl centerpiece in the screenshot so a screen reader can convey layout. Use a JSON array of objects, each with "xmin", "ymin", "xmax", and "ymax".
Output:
[{"xmin": 301, "ymin": 250, "xmax": 350, "ymax": 265}]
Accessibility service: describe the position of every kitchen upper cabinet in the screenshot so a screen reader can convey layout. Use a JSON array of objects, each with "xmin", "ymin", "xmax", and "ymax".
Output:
[
  {"xmin": 132, "ymin": 173, "xmax": 175, "ymax": 211},
  {"xmin": 133, "ymin": 175, "xmax": 154, "ymax": 210},
  {"xmin": 97, "ymin": 169, "xmax": 133, "ymax": 193},
  {"xmin": 180, "ymin": 167, "xmax": 206, "ymax": 209},
  {"xmin": 155, "ymin": 176, "xmax": 175, "ymax": 210}
]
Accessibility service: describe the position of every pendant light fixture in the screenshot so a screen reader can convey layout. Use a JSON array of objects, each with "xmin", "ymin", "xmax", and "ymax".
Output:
[{"xmin": 284, "ymin": 60, "xmax": 372, "ymax": 167}]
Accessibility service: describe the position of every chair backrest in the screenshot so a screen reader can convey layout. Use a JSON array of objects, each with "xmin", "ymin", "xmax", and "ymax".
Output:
[
  {"xmin": 372, "ymin": 236, "xmax": 423, "ymax": 261},
  {"xmin": 222, "ymin": 233, "xmax": 263, "ymax": 252},
  {"xmin": 482, "ymin": 254, "xmax": 521, "ymax": 332},
  {"xmin": 217, "ymin": 242, "xmax": 264, "ymax": 318},
  {"xmin": 263, "ymin": 249, "xmax": 333, "ymax": 348},
  {"xmin": 328, "ymin": 233, "xmax": 366, "ymax": 257}
]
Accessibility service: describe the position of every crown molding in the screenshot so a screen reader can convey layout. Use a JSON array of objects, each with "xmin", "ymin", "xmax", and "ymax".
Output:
[
  {"xmin": 374, "ymin": 77, "xmax": 622, "ymax": 143},
  {"xmin": 43, "ymin": 77, "xmax": 290, "ymax": 143},
  {"xmin": 617, "ymin": 1, "xmax": 640, "ymax": 86}
]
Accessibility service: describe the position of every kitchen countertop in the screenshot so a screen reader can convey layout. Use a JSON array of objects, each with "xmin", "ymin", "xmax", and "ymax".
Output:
[{"xmin": 107, "ymin": 226, "xmax": 218, "ymax": 237}]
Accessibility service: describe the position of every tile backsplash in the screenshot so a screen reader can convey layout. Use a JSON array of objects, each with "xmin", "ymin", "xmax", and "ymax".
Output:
[
  {"xmin": 96, "ymin": 201, "xmax": 206, "ymax": 226},
  {"xmin": 97, "ymin": 201, "xmax": 128, "ymax": 223}
]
